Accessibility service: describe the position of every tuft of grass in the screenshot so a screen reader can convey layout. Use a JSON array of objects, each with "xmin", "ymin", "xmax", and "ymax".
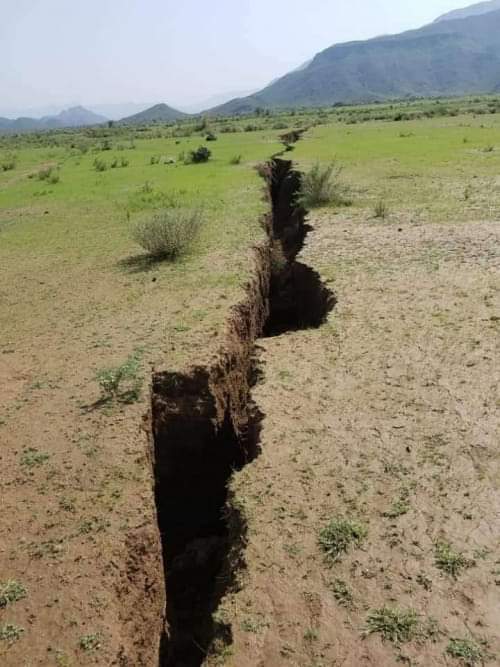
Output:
[
  {"xmin": 20, "ymin": 448, "xmax": 50, "ymax": 468},
  {"xmin": 435, "ymin": 541, "xmax": 474, "ymax": 579},
  {"xmin": 132, "ymin": 208, "xmax": 204, "ymax": 260},
  {"xmin": 0, "ymin": 624, "xmax": 25, "ymax": 643},
  {"xmin": 374, "ymin": 198, "xmax": 390, "ymax": 219},
  {"xmin": 365, "ymin": 607, "xmax": 420, "ymax": 644},
  {"xmin": 229, "ymin": 154, "xmax": 242, "ymax": 165},
  {"xmin": 318, "ymin": 517, "xmax": 367, "ymax": 562},
  {"xmin": 93, "ymin": 158, "xmax": 107, "ymax": 172},
  {"xmin": 446, "ymin": 638, "xmax": 491, "ymax": 665},
  {"xmin": 79, "ymin": 633, "xmax": 102, "ymax": 652},
  {"xmin": 330, "ymin": 578, "xmax": 353, "ymax": 606},
  {"xmin": 95, "ymin": 350, "xmax": 143, "ymax": 403},
  {"xmin": 298, "ymin": 161, "xmax": 351, "ymax": 208},
  {"xmin": 0, "ymin": 580, "xmax": 27, "ymax": 608},
  {"xmin": 383, "ymin": 488, "xmax": 411, "ymax": 518}
]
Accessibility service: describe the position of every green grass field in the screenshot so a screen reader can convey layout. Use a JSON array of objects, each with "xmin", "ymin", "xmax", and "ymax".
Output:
[{"xmin": 292, "ymin": 113, "xmax": 500, "ymax": 224}]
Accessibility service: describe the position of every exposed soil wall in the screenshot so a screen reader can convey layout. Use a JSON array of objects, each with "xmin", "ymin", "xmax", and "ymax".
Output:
[{"xmin": 150, "ymin": 158, "xmax": 335, "ymax": 666}]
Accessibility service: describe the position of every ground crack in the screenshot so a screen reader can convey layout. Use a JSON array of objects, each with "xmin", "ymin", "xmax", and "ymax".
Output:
[{"xmin": 152, "ymin": 157, "xmax": 335, "ymax": 666}]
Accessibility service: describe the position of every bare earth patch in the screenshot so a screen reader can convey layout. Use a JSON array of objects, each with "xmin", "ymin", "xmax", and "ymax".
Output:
[{"xmin": 212, "ymin": 215, "xmax": 500, "ymax": 666}]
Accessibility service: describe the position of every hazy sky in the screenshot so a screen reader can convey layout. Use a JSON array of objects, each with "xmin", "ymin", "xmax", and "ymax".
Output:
[{"xmin": 1, "ymin": 0, "xmax": 470, "ymax": 113}]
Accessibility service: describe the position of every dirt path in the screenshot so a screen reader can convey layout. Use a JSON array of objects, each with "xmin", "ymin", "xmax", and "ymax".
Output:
[{"xmin": 212, "ymin": 215, "xmax": 500, "ymax": 666}]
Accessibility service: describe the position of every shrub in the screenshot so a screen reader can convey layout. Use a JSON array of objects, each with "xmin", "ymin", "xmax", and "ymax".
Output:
[
  {"xmin": 1, "ymin": 155, "xmax": 16, "ymax": 171},
  {"xmin": 229, "ymin": 154, "xmax": 242, "ymax": 165},
  {"xmin": 0, "ymin": 581, "xmax": 27, "ymax": 608},
  {"xmin": 205, "ymin": 131, "xmax": 217, "ymax": 141},
  {"xmin": 365, "ymin": 607, "xmax": 420, "ymax": 644},
  {"xmin": 95, "ymin": 350, "xmax": 143, "ymax": 403},
  {"xmin": 374, "ymin": 199, "xmax": 389, "ymax": 219},
  {"xmin": 93, "ymin": 158, "xmax": 107, "ymax": 172},
  {"xmin": 298, "ymin": 161, "xmax": 351, "ymax": 208},
  {"xmin": 434, "ymin": 542, "xmax": 474, "ymax": 579},
  {"xmin": 188, "ymin": 146, "xmax": 211, "ymax": 164},
  {"xmin": 318, "ymin": 517, "xmax": 367, "ymax": 562},
  {"xmin": 37, "ymin": 166, "xmax": 54, "ymax": 181},
  {"xmin": 120, "ymin": 157, "xmax": 129, "ymax": 168},
  {"xmin": 132, "ymin": 208, "xmax": 203, "ymax": 260},
  {"xmin": 446, "ymin": 638, "xmax": 489, "ymax": 665}
]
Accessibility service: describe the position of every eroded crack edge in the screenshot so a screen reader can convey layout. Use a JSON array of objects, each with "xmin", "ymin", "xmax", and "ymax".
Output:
[{"xmin": 150, "ymin": 153, "xmax": 335, "ymax": 666}]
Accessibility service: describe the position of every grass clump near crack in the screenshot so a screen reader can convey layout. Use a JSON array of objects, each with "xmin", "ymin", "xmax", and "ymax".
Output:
[
  {"xmin": 297, "ymin": 161, "xmax": 351, "ymax": 208},
  {"xmin": 95, "ymin": 349, "xmax": 143, "ymax": 404},
  {"xmin": 365, "ymin": 607, "xmax": 438, "ymax": 645},
  {"xmin": 446, "ymin": 637, "xmax": 492, "ymax": 665},
  {"xmin": 318, "ymin": 517, "xmax": 367, "ymax": 562},
  {"xmin": 0, "ymin": 580, "xmax": 27, "ymax": 608},
  {"xmin": 434, "ymin": 541, "xmax": 474, "ymax": 579},
  {"xmin": 132, "ymin": 208, "xmax": 204, "ymax": 261}
]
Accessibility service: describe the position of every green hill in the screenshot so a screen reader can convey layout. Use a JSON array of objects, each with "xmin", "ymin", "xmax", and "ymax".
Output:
[
  {"xmin": 118, "ymin": 103, "xmax": 188, "ymax": 124},
  {"xmin": 208, "ymin": 5, "xmax": 500, "ymax": 114}
]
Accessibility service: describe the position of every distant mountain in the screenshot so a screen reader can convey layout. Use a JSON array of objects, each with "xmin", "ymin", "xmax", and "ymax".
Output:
[
  {"xmin": 118, "ymin": 103, "xmax": 188, "ymax": 124},
  {"xmin": 208, "ymin": 4, "xmax": 500, "ymax": 114},
  {"xmin": 0, "ymin": 106, "xmax": 107, "ymax": 133},
  {"xmin": 88, "ymin": 102, "xmax": 155, "ymax": 121},
  {"xmin": 179, "ymin": 89, "xmax": 258, "ymax": 114},
  {"xmin": 435, "ymin": 0, "xmax": 500, "ymax": 22}
]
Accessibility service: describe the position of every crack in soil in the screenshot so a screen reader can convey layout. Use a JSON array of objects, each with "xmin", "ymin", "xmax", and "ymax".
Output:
[{"xmin": 151, "ymin": 158, "xmax": 335, "ymax": 666}]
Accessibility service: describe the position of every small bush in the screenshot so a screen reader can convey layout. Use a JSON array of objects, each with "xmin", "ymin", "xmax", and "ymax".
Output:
[
  {"xmin": 298, "ymin": 161, "xmax": 351, "ymax": 208},
  {"xmin": 132, "ymin": 208, "xmax": 203, "ymax": 260},
  {"xmin": 95, "ymin": 350, "xmax": 143, "ymax": 403},
  {"xmin": 446, "ymin": 638, "xmax": 490, "ymax": 665},
  {"xmin": 120, "ymin": 157, "xmax": 129, "ymax": 168},
  {"xmin": 1, "ymin": 155, "xmax": 16, "ymax": 171},
  {"xmin": 205, "ymin": 131, "xmax": 217, "ymax": 141},
  {"xmin": 37, "ymin": 166, "xmax": 54, "ymax": 181},
  {"xmin": 93, "ymin": 158, "xmax": 107, "ymax": 172},
  {"xmin": 374, "ymin": 199, "xmax": 390, "ymax": 219},
  {"xmin": 48, "ymin": 172, "xmax": 60, "ymax": 185},
  {"xmin": 365, "ymin": 607, "xmax": 420, "ymax": 644},
  {"xmin": 318, "ymin": 517, "xmax": 367, "ymax": 562},
  {"xmin": 229, "ymin": 154, "xmax": 242, "ymax": 165},
  {"xmin": 435, "ymin": 542, "xmax": 474, "ymax": 579},
  {"xmin": 0, "ymin": 624, "xmax": 24, "ymax": 643},
  {"xmin": 189, "ymin": 146, "xmax": 211, "ymax": 164},
  {"xmin": 110, "ymin": 158, "xmax": 118, "ymax": 168},
  {"xmin": 0, "ymin": 581, "xmax": 27, "ymax": 608}
]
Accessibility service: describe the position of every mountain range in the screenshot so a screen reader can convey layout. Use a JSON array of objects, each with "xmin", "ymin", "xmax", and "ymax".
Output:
[
  {"xmin": 3, "ymin": 1, "xmax": 500, "ymax": 130},
  {"xmin": 208, "ymin": 0, "xmax": 500, "ymax": 114},
  {"xmin": 0, "ymin": 106, "xmax": 107, "ymax": 133}
]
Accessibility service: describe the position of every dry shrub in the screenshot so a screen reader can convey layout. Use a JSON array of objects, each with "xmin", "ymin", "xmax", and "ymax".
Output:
[{"xmin": 132, "ymin": 208, "xmax": 203, "ymax": 260}]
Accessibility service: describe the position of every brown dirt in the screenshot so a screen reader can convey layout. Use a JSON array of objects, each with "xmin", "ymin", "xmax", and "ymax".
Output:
[{"xmin": 210, "ymin": 214, "xmax": 500, "ymax": 666}]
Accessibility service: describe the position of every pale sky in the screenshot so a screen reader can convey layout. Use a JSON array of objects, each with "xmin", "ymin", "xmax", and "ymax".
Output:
[{"xmin": 0, "ymin": 0, "xmax": 471, "ymax": 115}]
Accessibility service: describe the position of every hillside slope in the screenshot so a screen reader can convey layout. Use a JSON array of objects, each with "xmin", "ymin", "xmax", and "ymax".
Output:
[{"xmin": 209, "ymin": 7, "xmax": 500, "ymax": 113}]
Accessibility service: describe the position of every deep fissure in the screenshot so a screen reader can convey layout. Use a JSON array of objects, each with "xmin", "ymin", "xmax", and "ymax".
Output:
[{"xmin": 152, "ymin": 158, "xmax": 335, "ymax": 666}]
